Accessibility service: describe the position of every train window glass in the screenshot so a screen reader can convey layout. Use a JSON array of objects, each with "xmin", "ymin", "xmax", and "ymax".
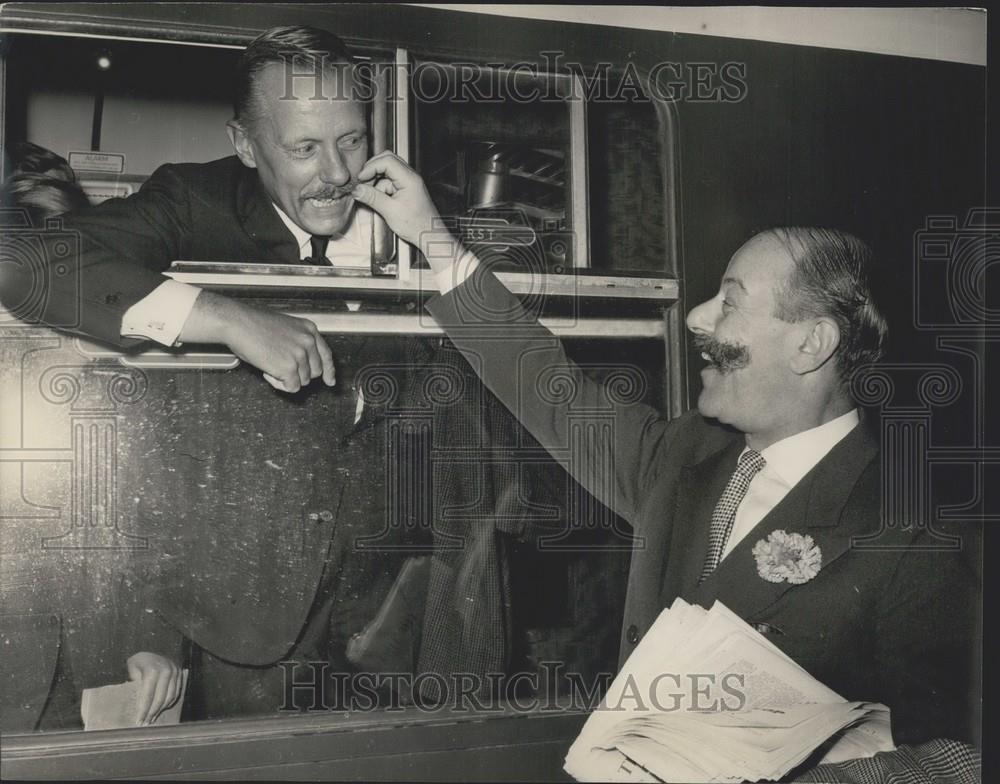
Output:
[
  {"xmin": 2, "ymin": 33, "xmax": 396, "ymax": 273},
  {"xmin": 410, "ymin": 59, "xmax": 582, "ymax": 273},
  {"xmin": 5, "ymin": 35, "xmax": 238, "ymax": 179},
  {"xmin": 588, "ymin": 95, "xmax": 673, "ymax": 274},
  {"xmin": 2, "ymin": 32, "xmax": 670, "ymax": 736},
  {"xmin": 409, "ymin": 58, "xmax": 677, "ymax": 279},
  {"xmin": 0, "ymin": 329, "xmax": 644, "ymax": 732}
]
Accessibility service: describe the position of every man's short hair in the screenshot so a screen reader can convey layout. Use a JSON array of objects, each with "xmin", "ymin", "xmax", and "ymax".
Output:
[
  {"xmin": 1, "ymin": 173, "xmax": 90, "ymax": 225},
  {"xmin": 768, "ymin": 227, "xmax": 888, "ymax": 385},
  {"xmin": 234, "ymin": 25, "xmax": 357, "ymax": 128},
  {"xmin": 7, "ymin": 142, "xmax": 76, "ymax": 182}
]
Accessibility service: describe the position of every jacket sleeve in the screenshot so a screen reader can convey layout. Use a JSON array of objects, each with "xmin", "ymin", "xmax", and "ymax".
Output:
[
  {"xmin": 0, "ymin": 164, "xmax": 194, "ymax": 347},
  {"xmin": 115, "ymin": 569, "xmax": 187, "ymax": 682},
  {"xmin": 425, "ymin": 264, "xmax": 677, "ymax": 530},
  {"xmin": 872, "ymin": 530, "xmax": 980, "ymax": 746},
  {"xmin": 64, "ymin": 566, "xmax": 186, "ymax": 691},
  {"xmin": 794, "ymin": 738, "xmax": 980, "ymax": 784}
]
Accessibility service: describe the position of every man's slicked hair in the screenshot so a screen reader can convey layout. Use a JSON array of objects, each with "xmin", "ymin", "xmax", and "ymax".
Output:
[
  {"xmin": 768, "ymin": 227, "xmax": 888, "ymax": 387},
  {"xmin": 8, "ymin": 142, "xmax": 76, "ymax": 182},
  {"xmin": 1, "ymin": 173, "xmax": 91, "ymax": 225},
  {"xmin": 233, "ymin": 25, "xmax": 356, "ymax": 128}
]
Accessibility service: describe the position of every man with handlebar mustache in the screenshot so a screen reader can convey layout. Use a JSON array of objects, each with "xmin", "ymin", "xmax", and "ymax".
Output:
[{"xmin": 350, "ymin": 151, "xmax": 981, "ymax": 777}]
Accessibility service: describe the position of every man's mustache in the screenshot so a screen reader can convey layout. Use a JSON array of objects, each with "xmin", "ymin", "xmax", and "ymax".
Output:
[
  {"xmin": 302, "ymin": 183, "xmax": 356, "ymax": 200},
  {"xmin": 693, "ymin": 334, "xmax": 751, "ymax": 373}
]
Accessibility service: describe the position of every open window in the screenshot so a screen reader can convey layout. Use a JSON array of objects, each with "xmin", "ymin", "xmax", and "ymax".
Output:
[{"xmin": 1, "ymin": 6, "xmax": 681, "ymax": 778}]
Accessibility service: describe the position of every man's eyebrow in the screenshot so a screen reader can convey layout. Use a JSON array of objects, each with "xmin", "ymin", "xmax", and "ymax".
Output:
[
  {"xmin": 282, "ymin": 127, "xmax": 365, "ymax": 146},
  {"xmin": 721, "ymin": 276, "xmax": 747, "ymax": 293},
  {"xmin": 281, "ymin": 136, "xmax": 318, "ymax": 147}
]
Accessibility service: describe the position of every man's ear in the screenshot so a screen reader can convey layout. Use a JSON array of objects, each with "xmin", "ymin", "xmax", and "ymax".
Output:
[
  {"xmin": 226, "ymin": 120, "xmax": 257, "ymax": 169},
  {"xmin": 791, "ymin": 318, "xmax": 840, "ymax": 374}
]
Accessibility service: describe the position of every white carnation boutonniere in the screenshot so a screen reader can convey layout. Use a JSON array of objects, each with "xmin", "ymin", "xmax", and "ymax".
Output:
[{"xmin": 752, "ymin": 530, "xmax": 822, "ymax": 585}]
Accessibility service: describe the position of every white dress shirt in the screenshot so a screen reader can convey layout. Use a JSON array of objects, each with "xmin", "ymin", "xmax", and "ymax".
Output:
[
  {"xmin": 272, "ymin": 203, "xmax": 372, "ymax": 269},
  {"xmin": 434, "ymin": 249, "xmax": 482, "ymax": 295},
  {"xmin": 120, "ymin": 204, "xmax": 373, "ymax": 345},
  {"xmin": 721, "ymin": 409, "xmax": 860, "ymax": 559}
]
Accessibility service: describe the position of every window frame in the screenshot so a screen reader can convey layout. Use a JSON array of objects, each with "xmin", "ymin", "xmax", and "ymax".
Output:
[{"xmin": 0, "ymin": 9, "xmax": 686, "ymax": 771}]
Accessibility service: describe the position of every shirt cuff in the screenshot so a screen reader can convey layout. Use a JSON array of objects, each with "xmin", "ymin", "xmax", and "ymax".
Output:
[
  {"xmin": 433, "ymin": 249, "xmax": 482, "ymax": 295},
  {"xmin": 120, "ymin": 280, "xmax": 202, "ymax": 347}
]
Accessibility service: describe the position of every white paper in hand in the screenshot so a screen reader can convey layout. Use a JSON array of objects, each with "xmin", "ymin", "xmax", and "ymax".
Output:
[{"xmin": 81, "ymin": 669, "xmax": 189, "ymax": 731}]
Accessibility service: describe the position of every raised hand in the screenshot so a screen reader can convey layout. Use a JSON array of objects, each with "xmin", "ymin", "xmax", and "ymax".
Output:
[{"xmin": 351, "ymin": 151, "xmax": 453, "ymax": 263}]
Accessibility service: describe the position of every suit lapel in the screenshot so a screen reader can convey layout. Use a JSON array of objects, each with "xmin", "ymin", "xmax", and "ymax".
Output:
[
  {"xmin": 236, "ymin": 166, "xmax": 301, "ymax": 264},
  {"xmin": 694, "ymin": 420, "xmax": 879, "ymax": 619},
  {"xmin": 661, "ymin": 438, "xmax": 743, "ymax": 606}
]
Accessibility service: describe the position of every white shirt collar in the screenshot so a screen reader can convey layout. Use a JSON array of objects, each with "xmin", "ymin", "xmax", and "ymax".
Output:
[
  {"xmin": 749, "ymin": 409, "xmax": 860, "ymax": 489},
  {"xmin": 271, "ymin": 202, "xmax": 371, "ymax": 266}
]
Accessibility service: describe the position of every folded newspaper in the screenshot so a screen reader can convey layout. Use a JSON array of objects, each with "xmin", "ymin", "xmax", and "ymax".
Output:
[{"xmin": 564, "ymin": 600, "xmax": 894, "ymax": 782}]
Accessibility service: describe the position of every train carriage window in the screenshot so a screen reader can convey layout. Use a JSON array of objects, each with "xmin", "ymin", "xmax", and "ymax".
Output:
[
  {"xmin": 411, "ymin": 59, "xmax": 580, "ymax": 273},
  {"xmin": 410, "ymin": 59, "xmax": 675, "ymax": 277},
  {"xmin": 2, "ymin": 33, "xmax": 397, "ymax": 272},
  {"xmin": 4, "ymin": 35, "xmax": 238, "ymax": 182},
  {"xmin": 588, "ymin": 97, "xmax": 673, "ymax": 274},
  {"xmin": 1, "ymin": 28, "xmax": 678, "ymax": 742}
]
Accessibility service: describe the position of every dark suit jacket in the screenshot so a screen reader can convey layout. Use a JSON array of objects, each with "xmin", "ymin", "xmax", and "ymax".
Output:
[
  {"xmin": 0, "ymin": 157, "xmax": 417, "ymax": 667},
  {"xmin": 2, "ymin": 156, "xmax": 310, "ymax": 346},
  {"xmin": 426, "ymin": 265, "xmax": 979, "ymax": 746},
  {"xmin": 3, "ymin": 158, "xmax": 583, "ymax": 697}
]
